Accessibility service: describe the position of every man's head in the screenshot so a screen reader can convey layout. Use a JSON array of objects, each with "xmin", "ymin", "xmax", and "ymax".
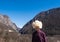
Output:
[{"xmin": 32, "ymin": 20, "xmax": 42, "ymax": 30}]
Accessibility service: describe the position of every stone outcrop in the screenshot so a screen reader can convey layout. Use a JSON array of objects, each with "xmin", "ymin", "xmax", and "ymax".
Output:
[{"xmin": 0, "ymin": 14, "xmax": 17, "ymax": 31}]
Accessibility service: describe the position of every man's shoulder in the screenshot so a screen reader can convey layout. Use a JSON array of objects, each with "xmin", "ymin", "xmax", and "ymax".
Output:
[{"xmin": 40, "ymin": 30, "xmax": 45, "ymax": 35}]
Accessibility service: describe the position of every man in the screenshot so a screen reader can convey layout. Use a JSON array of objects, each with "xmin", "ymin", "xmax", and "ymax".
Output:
[{"xmin": 32, "ymin": 20, "xmax": 47, "ymax": 42}]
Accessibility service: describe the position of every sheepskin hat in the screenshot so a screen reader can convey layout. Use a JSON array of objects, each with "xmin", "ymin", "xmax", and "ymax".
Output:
[{"xmin": 32, "ymin": 20, "xmax": 42, "ymax": 29}]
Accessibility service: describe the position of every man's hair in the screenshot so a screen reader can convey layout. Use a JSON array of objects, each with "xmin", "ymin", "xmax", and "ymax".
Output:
[{"xmin": 32, "ymin": 20, "xmax": 42, "ymax": 29}]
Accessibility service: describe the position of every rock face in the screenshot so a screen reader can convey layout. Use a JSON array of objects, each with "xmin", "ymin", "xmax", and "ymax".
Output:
[
  {"xmin": 0, "ymin": 14, "xmax": 17, "ymax": 31},
  {"xmin": 17, "ymin": 27, "xmax": 21, "ymax": 32},
  {"xmin": 20, "ymin": 8, "xmax": 60, "ymax": 36},
  {"xmin": 0, "ymin": 14, "xmax": 32, "ymax": 42}
]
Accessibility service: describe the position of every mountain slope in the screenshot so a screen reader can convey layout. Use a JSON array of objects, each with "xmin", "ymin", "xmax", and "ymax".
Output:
[
  {"xmin": 20, "ymin": 8, "xmax": 60, "ymax": 36},
  {"xmin": 0, "ymin": 14, "xmax": 18, "ymax": 31}
]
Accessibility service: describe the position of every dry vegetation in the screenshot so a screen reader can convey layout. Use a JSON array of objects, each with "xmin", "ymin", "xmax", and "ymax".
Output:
[{"xmin": 0, "ymin": 30, "xmax": 60, "ymax": 42}]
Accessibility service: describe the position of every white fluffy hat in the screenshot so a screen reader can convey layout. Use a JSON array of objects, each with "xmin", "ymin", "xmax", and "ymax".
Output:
[{"xmin": 32, "ymin": 20, "xmax": 42, "ymax": 29}]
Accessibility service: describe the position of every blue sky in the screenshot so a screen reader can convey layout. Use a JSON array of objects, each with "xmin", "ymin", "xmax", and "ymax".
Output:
[{"xmin": 0, "ymin": 0, "xmax": 60, "ymax": 28}]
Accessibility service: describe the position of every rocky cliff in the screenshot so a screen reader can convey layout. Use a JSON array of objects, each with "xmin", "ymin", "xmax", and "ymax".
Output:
[
  {"xmin": 0, "ymin": 14, "xmax": 17, "ymax": 31},
  {"xmin": 20, "ymin": 8, "xmax": 60, "ymax": 36}
]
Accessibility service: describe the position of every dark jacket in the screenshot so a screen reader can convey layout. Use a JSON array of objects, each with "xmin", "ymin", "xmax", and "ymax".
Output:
[{"xmin": 32, "ymin": 30, "xmax": 47, "ymax": 42}]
